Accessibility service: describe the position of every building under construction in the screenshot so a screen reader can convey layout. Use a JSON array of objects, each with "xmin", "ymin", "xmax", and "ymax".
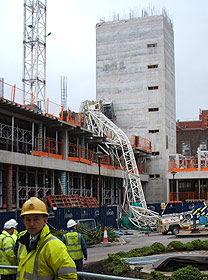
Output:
[
  {"xmin": 1, "ymin": 1, "xmax": 208, "ymax": 214},
  {"xmin": 0, "ymin": 81, "xmax": 152, "ymax": 211}
]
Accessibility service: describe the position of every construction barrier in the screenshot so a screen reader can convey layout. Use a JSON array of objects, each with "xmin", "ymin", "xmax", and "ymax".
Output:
[{"xmin": 0, "ymin": 206, "xmax": 118, "ymax": 232}]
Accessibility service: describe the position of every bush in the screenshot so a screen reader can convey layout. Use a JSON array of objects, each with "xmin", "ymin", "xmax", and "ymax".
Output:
[
  {"xmin": 167, "ymin": 241, "xmax": 184, "ymax": 251},
  {"xmin": 202, "ymin": 240, "xmax": 208, "ymax": 249},
  {"xmin": 104, "ymin": 255, "xmax": 130, "ymax": 276},
  {"xmin": 151, "ymin": 271, "xmax": 167, "ymax": 280},
  {"xmin": 183, "ymin": 241, "xmax": 194, "ymax": 251},
  {"xmin": 170, "ymin": 265, "xmax": 202, "ymax": 280},
  {"xmin": 76, "ymin": 224, "xmax": 119, "ymax": 245},
  {"xmin": 191, "ymin": 239, "xmax": 203, "ymax": 250},
  {"xmin": 151, "ymin": 242, "xmax": 166, "ymax": 253},
  {"xmin": 51, "ymin": 230, "xmax": 66, "ymax": 240}
]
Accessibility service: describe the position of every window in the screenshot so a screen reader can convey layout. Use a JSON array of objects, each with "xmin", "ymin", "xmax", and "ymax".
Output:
[
  {"xmin": 149, "ymin": 174, "xmax": 160, "ymax": 179},
  {"xmin": 148, "ymin": 108, "xmax": 159, "ymax": 112},
  {"xmin": 147, "ymin": 43, "xmax": 157, "ymax": 48},
  {"xmin": 148, "ymin": 86, "xmax": 159, "ymax": 90},
  {"xmin": 147, "ymin": 64, "xmax": 158, "ymax": 69},
  {"xmin": 149, "ymin": 129, "xmax": 159, "ymax": 134},
  {"xmin": 152, "ymin": 151, "xmax": 160, "ymax": 156},
  {"xmin": 181, "ymin": 141, "xmax": 190, "ymax": 157},
  {"xmin": 199, "ymin": 140, "xmax": 207, "ymax": 151}
]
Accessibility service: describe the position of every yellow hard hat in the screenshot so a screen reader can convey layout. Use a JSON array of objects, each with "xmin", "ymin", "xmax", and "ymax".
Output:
[{"xmin": 21, "ymin": 197, "xmax": 48, "ymax": 217}]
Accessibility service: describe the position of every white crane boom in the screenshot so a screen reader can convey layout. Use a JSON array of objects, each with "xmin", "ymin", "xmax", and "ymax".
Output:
[{"xmin": 83, "ymin": 102, "xmax": 159, "ymax": 226}]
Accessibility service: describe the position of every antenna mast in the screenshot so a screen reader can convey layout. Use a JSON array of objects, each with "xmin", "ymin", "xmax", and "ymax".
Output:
[{"xmin": 23, "ymin": 0, "xmax": 47, "ymax": 110}]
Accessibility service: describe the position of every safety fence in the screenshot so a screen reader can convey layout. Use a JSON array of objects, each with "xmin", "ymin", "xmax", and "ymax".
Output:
[
  {"xmin": 130, "ymin": 135, "xmax": 152, "ymax": 153},
  {"xmin": 0, "ymin": 265, "xmax": 142, "ymax": 280},
  {"xmin": 169, "ymin": 158, "xmax": 208, "ymax": 172},
  {"xmin": 169, "ymin": 192, "xmax": 208, "ymax": 203},
  {"xmin": 0, "ymin": 206, "xmax": 118, "ymax": 232}
]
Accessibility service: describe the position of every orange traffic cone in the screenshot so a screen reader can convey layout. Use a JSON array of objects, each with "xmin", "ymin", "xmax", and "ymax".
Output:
[{"xmin": 103, "ymin": 226, "xmax": 109, "ymax": 243}]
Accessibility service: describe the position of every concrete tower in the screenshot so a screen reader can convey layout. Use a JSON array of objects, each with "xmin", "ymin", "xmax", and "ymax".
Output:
[{"xmin": 96, "ymin": 14, "xmax": 176, "ymax": 203}]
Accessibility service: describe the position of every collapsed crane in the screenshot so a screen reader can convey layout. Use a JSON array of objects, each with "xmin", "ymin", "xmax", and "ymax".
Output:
[{"xmin": 81, "ymin": 101, "xmax": 159, "ymax": 227}]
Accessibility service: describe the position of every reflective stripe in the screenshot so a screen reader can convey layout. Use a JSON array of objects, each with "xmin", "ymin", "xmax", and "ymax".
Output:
[
  {"xmin": 67, "ymin": 249, "xmax": 81, "ymax": 253},
  {"xmin": 23, "ymin": 271, "xmax": 33, "ymax": 280},
  {"xmin": 0, "ymin": 246, "xmax": 13, "ymax": 251},
  {"xmin": 18, "ymin": 244, "xmax": 24, "ymax": 261},
  {"xmin": 23, "ymin": 272, "xmax": 54, "ymax": 280},
  {"xmin": 33, "ymin": 236, "xmax": 56, "ymax": 279},
  {"xmin": 57, "ymin": 266, "xmax": 77, "ymax": 275},
  {"xmin": 65, "ymin": 233, "xmax": 81, "ymax": 246},
  {"xmin": 16, "ymin": 271, "xmax": 20, "ymax": 277}
]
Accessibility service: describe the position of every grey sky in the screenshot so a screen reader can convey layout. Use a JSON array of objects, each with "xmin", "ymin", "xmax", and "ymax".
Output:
[{"xmin": 0, "ymin": 0, "xmax": 207, "ymax": 120}]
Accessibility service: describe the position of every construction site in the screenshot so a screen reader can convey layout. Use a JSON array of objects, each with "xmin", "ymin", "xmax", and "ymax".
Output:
[{"xmin": 1, "ymin": 0, "xmax": 208, "ymax": 232}]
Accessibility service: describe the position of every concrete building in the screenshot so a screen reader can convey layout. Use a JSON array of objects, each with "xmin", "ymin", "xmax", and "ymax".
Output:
[{"xmin": 96, "ymin": 14, "xmax": 176, "ymax": 203}]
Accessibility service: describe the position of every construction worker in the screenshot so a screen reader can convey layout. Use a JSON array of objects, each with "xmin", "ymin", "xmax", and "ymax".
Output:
[
  {"xmin": 8, "ymin": 219, "xmax": 18, "ymax": 243},
  {"xmin": 62, "ymin": 219, "xmax": 87, "ymax": 280},
  {"xmin": 0, "ymin": 219, "xmax": 18, "ymax": 280},
  {"xmin": 16, "ymin": 197, "xmax": 77, "ymax": 280}
]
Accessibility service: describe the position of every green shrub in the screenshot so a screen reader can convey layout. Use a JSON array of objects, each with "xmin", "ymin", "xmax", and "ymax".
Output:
[
  {"xmin": 167, "ymin": 241, "xmax": 184, "ymax": 251},
  {"xmin": 151, "ymin": 271, "xmax": 167, "ymax": 279},
  {"xmin": 202, "ymin": 240, "xmax": 208, "ymax": 249},
  {"xmin": 183, "ymin": 241, "xmax": 194, "ymax": 251},
  {"xmin": 51, "ymin": 230, "xmax": 66, "ymax": 240},
  {"xmin": 191, "ymin": 239, "xmax": 203, "ymax": 250},
  {"xmin": 170, "ymin": 265, "xmax": 201, "ymax": 280},
  {"xmin": 76, "ymin": 224, "xmax": 119, "ymax": 245},
  {"xmin": 104, "ymin": 255, "xmax": 130, "ymax": 276},
  {"xmin": 151, "ymin": 242, "xmax": 166, "ymax": 253}
]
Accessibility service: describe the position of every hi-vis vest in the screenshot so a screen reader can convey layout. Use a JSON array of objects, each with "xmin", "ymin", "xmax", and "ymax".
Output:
[
  {"xmin": 17, "ymin": 224, "xmax": 77, "ymax": 280},
  {"xmin": 64, "ymin": 232, "xmax": 83, "ymax": 261},
  {"xmin": 0, "ymin": 230, "xmax": 17, "ymax": 275}
]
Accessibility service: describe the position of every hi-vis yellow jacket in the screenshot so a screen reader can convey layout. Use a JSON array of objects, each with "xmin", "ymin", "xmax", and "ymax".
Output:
[
  {"xmin": 0, "ymin": 230, "xmax": 17, "ymax": 275},
  {"xmin": 17, "ymin": 224, "xmax": 77, "ymax": 280},
  {"xmin": 64, "ymin": 232, "xmax": 83, "ymax": 261}
]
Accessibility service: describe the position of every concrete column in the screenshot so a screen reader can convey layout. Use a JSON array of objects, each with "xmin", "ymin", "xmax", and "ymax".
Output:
[
  {"xmin": 61, "ymin": 172, "xmax": 67, "ymax": 195},
  {"xmin": 176, "ymin": 179, "xmax": 179, "ymax": 202},
  {"xmin": 6, "ymin": 164, "xmax": 13, "ymax": 211},
  {"xmin": 90, "ymin": 175, "xmax": 93, "ymax": 196},
  {"xmin": 38, "ymin": 122, "xmax": 43, "ymax": 151},
  {"xmin": 32, "ymin": 122, "xmax": 35, "ymax": 151},
  {"xmin": 56, "ymin": 131, "xmax": 58, "ymax": 154},
  {"xmin": 63, "ymin": 130, "xmax": 68, "ymax": 159},
  {"xmin": 11, "ymin": 116, "xmax": 14, "ymax": 152},
  {"xmin": 80, "ymin": 137, "xmax": 85, "ymax": 158},
  {"xmin": 17, "ymin": 125, "xmax": 19, "ymax": 152},
  {"xmin": 51, "ymin": 170, "xmax": 55, "ymax": 195},
  {"xmin": 16, "ymin": 166, "xmax": 19, "ymax": 209},
  {"xmin": 35, "ymin": 168, "xmax": 38, "ymax": 196},
  {"xmin": 26, "ymin": 169, "xmax": 28, "ymax": 199}
]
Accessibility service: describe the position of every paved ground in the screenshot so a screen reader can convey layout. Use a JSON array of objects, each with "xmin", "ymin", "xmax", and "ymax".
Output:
[{"xmin": 84, "ymin": 230, "xmax": 208, "ymax": 264}]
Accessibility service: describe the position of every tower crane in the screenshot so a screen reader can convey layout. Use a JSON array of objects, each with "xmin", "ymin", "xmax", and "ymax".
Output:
[{"xmin": 81, "ymin": 101, "xmax": 159, "ymax": 227}]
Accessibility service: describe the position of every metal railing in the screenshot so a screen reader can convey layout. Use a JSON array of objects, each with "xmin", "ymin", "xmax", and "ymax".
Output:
[{"xmin": 0, "ymin": 265, "xmax": 143, "ymax": 280}]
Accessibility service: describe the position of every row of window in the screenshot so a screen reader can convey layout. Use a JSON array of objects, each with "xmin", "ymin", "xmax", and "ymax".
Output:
[{"xmin": 149, "ymin": 174, "xmax": 160, "ymax": 179}]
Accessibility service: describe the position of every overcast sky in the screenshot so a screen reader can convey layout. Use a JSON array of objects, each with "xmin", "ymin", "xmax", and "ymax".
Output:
[{"xmin": 0, "ymin": 0, "xmax": 207, "ymax": 120}]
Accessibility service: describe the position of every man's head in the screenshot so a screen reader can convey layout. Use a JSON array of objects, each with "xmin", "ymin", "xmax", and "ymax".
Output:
[
  {"xmin": 21, "ymin": 197, "xmax": 48, "ymax": 237},
  {"xmin": 4, "ymin": 219, "xmax": 18, "ymax": 235},
  {"xmin": 67, "ymin": 219, "xmax": 77, "ymax": 229}
]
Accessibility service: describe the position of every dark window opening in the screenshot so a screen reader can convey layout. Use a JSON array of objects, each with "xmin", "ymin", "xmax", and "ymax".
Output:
[
  {"xmin": 148, "ymin": 64, "xmax": 158, "ymax": 69},
  {"xmin": 148, "ymin": 108, "xmax": 159, "ymax": 112},
  {"xmin": 152, "ymin": 151, "xmax": 160, "ymax": 156},
  {"xmin": 147, "ymin": 43, "xmax": 157, "ymax": 48},
  {"xmin": 149, "ymin": 129, "xmax": 159, "ymax": 134},
  {"xmin": 148, "ymin": 86, "xmax": 159, "ymax": 90}
]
